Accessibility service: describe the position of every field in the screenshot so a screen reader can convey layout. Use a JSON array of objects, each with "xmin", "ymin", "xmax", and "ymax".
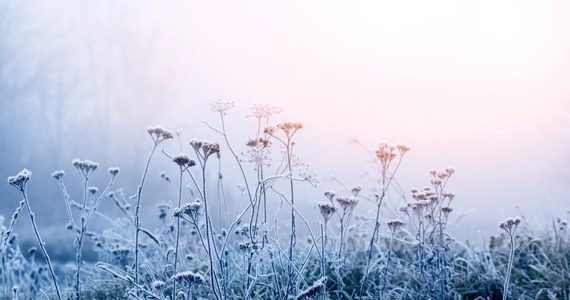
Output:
[{"xmin": 1, "ymin": 102, "xmax": 568, "ymax": 300}]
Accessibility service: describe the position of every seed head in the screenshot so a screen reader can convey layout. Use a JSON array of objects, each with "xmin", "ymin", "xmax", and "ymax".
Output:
[
  {"xmin": 210, "ymin": 100, "xmax": 235, "ymax": 115},
  {"xmin": 387, "ymin": 219, "xmax": 404, "ymax": 232},
  {"xmin": 72, "ymin": 159, "xmax": 99, "ymax": 178},
  {"xmin": 317, "ymin": 202, "xmax": 336, "ymax": 222},
  {"xmin": 172, "ymin": 154, "xmax": 195, "ymax": 169},
  {"xmin": 324, "ymin": 191, "xmax": 335, "ymax": 201},
  {"xmin": 108, "ymin": 167, "xmax": 120, "ymax": 176},
  {"xmin": 146, "ymin": 125, "xmax": 173, "ymax": 143},
  {"xmin": 7, "ymin": 169, "xmax": 32, "ymax": 191},
  {"xmin": 249, "ymin": 103, "xmax": 283, "ymax": 118},
  {"xmin": 88, "ymin": 186, "xmax": 98, "ymax": 195},
  {"xmin": 336, "ymin": 197, "xmax": 358, "ymax": 211},
  {"xmin": 172, "ymin": 271, "xmax": 205, "ymax": 286},
  {"xmin": 51, "ymin": 170, "xmax": 65, "ymax": 181},
  {"xmin": 351, "ymin": 185, "xmax": 362, "ymax": 197},
  {"xmin": 396, "ymin": 144, "xmax": 410, "ymax": 155},
  {"xmin": 499, "ymin": 216, "xmax": 522, "ymax": 233}
]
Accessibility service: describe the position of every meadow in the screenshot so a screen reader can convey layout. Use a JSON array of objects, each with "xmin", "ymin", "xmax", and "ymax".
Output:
[{"xmin": 1, "ymin": 102, "xmax": 568, "ymax": 300}]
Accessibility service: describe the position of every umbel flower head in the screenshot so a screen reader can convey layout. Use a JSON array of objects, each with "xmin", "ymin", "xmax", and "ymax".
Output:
[
  {"xmin": 248, "ymin": 103, "xmax": 282, "ymax": 119},
  {"xmin": 387, "ymin": 219, "xmax": 405, "ymax": 233},
  {"xmin": 210, "ymin": 100, "xmax": 235, "ymax": 115},
  {"xmin": 499, "ymin": 216, "xmax": 522, "ymax": 236},
  {"xmin": 7, "ymin": 169, "xmax": 31, "ymax": 191},
  {"xmin": 317, "ymin": 202, "xmax": 336, "ymax": 222},
  {"xmin": 72, "ymin": 159, "xmax": 99, "ymax": 179},
  {"xmin": 190, "ymin": 140, "xmax": 221, "ymax": 161},
  {"xmin": 172, "ymin": 153, "xmax": 196, "ymax": 169},
  {"xmin": 172, "ymin": 271, "xmax": 205, "ymax": 286},
  {"xmin": 51, "ymin": 170, "xmax": 65, "ymax": 181},
  {"xmin": 146, "ymin": 125, "xmax": 173, "ymax": 144}
]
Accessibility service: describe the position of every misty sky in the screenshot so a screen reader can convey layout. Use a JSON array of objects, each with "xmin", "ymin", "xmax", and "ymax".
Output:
[{"xmin": 1, "ymin": 0, "xmax": 570, "ymax": 244}]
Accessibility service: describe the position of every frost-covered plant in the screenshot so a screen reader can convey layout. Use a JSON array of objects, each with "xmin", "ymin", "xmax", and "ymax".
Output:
[
  {"xmin": 498, "ymin": 216, "xmax": 521, "ymax": 300},
  {"xmin": 7, "ymin": 169, "xmax": 62, "ymax": 300},
  {"xmin": 52, "ymin": 161, "xmax": 119, "ymax": 299},
  {"xmin": 399, "ymin": 167, "xmax": 456, "ymax": 299},
  {"xmin": 359, "ymin": 143, "xmax": 409, "ymax": 297}
]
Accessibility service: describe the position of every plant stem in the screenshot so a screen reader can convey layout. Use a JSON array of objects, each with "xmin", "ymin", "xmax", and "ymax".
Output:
[
  {"xmin": 134, "ymin": 143, "xmax": 158, "ymax": 286},
  {"xmin": 20, "ymin": 188, "xmax": 62, "ymax": 300}
]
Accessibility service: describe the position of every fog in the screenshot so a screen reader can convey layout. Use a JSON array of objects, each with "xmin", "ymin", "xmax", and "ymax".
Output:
[{"xmin": 1, "ymin": 1, "xmax": 569, "ymax": 257}]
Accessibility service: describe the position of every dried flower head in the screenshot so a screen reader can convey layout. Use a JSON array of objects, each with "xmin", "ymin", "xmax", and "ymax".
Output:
[
  {"xmin": 172, "ymin": 154, "xmax": 196, "ymax": 169},
  {"xmin": 351, "ymin": 185, "xmax": 362, "ymax": 197},
  {"xmin": 72, "ymin": 159, "xmax": 99, "ymax": 179},
  {"xmin": 88, "ymin": 186, "xmax": 98, "ymax": 195},
  {"xmin": 387, "ymin": 219, "xmax": 405, "ymax": 232},
  {"xmin": 172, "ymin": 271, "xmax": 205, "ymax": 286},
  {"xmin": 108, "ymin": 167, "xmax": 120, "ymax": 176},
  {"xmin": 7, "ymin": 169, "xmax": 32, "ymax": 191},
  {"xmin": 191, "ymin": 140, "xmax": 221, "ymax": 161},
  {"xmin": 317, "ymin": 202, "xmax": 336, "ymax": 222},
  {"xmin": 499, "ymin": 216, "xmax": 522, "ymax": 235},
  {"xmin": 51, "ymin": 170, "xmax": 65, "ymax": 181},
  {"xmin": 375, "ymin": 143, "xmax": 397, "ymax": 168},
  {"xmin": 210, "ymin": 100, "xmax": 235, "ymax": 114},
  {"xmin": 146, "ymin": 125, "xmax": 173, "ymax": 143},
  {"xmin": 324, "ymin": 191, "xmax": 335, "ymax": 201},
  {"xmin": 249, "ymin": 103, "xmax": 283, "ymax": 118},
  {"xmin": 396, "ymin": 144, "xmax": 410, "ymax": 155},
  {"xmin": 336, "ymin": 197, "xmax": 358, "ymax": 212}
]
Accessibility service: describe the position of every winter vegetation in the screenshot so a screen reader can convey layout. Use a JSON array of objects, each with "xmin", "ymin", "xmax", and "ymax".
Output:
[{"xmin": 1, "ymin": 102, "xmax": 568, "ymax": 300}]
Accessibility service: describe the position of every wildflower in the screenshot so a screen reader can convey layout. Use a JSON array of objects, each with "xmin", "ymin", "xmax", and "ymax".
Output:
[
  {"xmin": 7, "ymin": 169, "xmax": 31, "ymax": 191},
  {"xmin": 248, "ymin": 103, "xmax": 283, "ymax": 118},
  {"xmin": 351, "ymin": 185, "xmax": 362, "ymax": 197},
  {"xmin": 296, "ymin": 277, "xmax": 327, "ymax": 300},
  {"xmin": 499, "ymin": 217, "xmax": 522, "ymax": 232},
  {"xmin": 172, "ymin": 154, "xmax": 196, "ymax": 169},
  {"xmin": 375, "ymin": 143, "xmax": 397, "ymax": 167},
  {"xmin": 108, "ymin": 167, "xmax": 120, "ymax": 176},
  {"xmin": 441, "ymin": 206, "xmax": 453, "ymax": 215},
  {"xmin": 246, "ymin": 138, "xmax": 271, "ymax": 149},
  {"xmin": 336, "ymin": 197, "xmax": 358, "ymax": 212},
  {"xmin": 277, "ymin": 122, "xmax": 303, "ymax": 132},
  {"xmin": 264, "ymin": 126, "xmax": 276, "ymax": 135},
  {"xmin": 51, "ymin": 170, "xmax": 65, "ymax": 181},
  {"xmin": 146, "ymin": 125, "xmax": 173, "ymax": 143},
  {"xmin": 72, "ymin": 159, "xmax": 99, "ymax": 178},
  {"xmin": 172, "ymin": 271, "xmax": 205, "ymax": 286},
  {"xmin": 431, "ymin": 178, "xmax": 443, "ymax": 186},
  {"xmin": 396, "ymin": 144, "xmax": 410, "ymax": 155},
  {"xmin": 238, "ymin": 241, "xmax": 259, "ymax": 252},
  {"xmin": 324, "ymin": 191, "xmax": 335, "ymax": 201},
  {"xmin": 445, "ymin": 167, "xmax": 455, "ymax": 176},
  {"xmin": 317, "ymin": 202, "xmax": 336, "ymax": 222},
  {"xmin": 210, "ymin": 100, "xmax": 235, "ymax": 115},
  {"xmin": 191, "ymin": 140, "xmax": 221, "ymax": 160},
  {"xmin": 88, "ymin": 187, "xmax": 98, "ymax": 195},
  {"xmin": 387, "ymin": 219, "xmax": 404, "ymax": 233}
]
